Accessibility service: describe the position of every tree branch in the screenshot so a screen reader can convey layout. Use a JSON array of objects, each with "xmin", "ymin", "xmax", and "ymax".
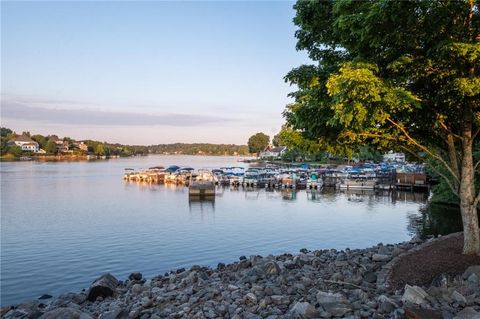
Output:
[
  {"xmin": 386, "ymin": 117, "xmax": 461, "ymax": 184},
  {"xmin": 400, "ymin": 146, "xmax": 459, "ymax": 197},
  {"xmin": 473, "ymin": 126, "xmax": 480, "ymax": 140},
  {"xmin": 439, "ymin": 120, "xmax": 463, "ymax": 140},
  {"xmin": 446, "ymin": 134, "xmax": 460, "ymax": 183}
]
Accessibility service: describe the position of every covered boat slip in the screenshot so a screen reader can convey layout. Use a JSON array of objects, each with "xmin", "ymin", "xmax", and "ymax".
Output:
[{"xmin": 188, "ymin": 169, "xmax": 216, "ymax": 198}]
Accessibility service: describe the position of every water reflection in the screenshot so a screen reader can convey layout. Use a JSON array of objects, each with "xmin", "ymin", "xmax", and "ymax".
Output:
[
  {"xmin": 244, "ymin": 189, "xmax": 261, "ymax": 200},
  {"xmin": 306, "ymin": 190, "xmax": 322, "ymax": 202},
  {"xmin": 188, "ymin": 198, "xmax": 215, "ymax": 215},
  {"xmin": 408, "ymin": 203, "xmax": 464, "ymax": 238}
]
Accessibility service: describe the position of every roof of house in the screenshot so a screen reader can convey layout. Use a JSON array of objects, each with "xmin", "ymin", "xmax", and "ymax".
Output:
[
  {"xmin": 8, "ymin": 135, "xmax": 37, "ymax": 143},
  {"xmin": 271, "ymin": 146, "xmax": 286, "ymax": 152},
  {"xmin": 49, "ymin": 136, "xmax": 63, "ymax": 142}
]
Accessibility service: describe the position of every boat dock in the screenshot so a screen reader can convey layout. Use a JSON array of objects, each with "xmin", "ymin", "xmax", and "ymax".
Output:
[{"xmin": 122, "ymin": 163, "xmax": 431, "ymax": 194}]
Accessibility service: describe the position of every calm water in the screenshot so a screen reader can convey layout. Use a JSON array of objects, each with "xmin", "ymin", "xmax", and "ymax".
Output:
[{"xmin": 1, "ymin": 155, "xmax": 431, "ymax": 306}]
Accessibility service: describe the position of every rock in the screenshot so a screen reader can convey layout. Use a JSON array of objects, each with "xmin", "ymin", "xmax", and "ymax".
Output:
[
  {"xmin": 330, "ymin": 272, "xmax": 343, "ymax": 281},
  {"xmin": 410, "ymin": 235, "xmax": 423, "ymax": 243},
  {"xmin": 217, "ymin": 262, "xmax": 226, "ymax": 270},
  {"xmin": 316, "ymin": 291, "xmax": 351, "ymax": 317},
  {"xmin": 372, "ymin": 254, "xmax": 390, "ymax": 262},
  {"xmin": 39, "ymin": 307, "xmax": 93, "ymax": 319},
  {"xmin": 57, "ymin": 292, "xmax": 86, "ymax": 305},
  {"xmin": 175, "ymin": 267, "xmax": 185, "ymax": 274},
  {"xmin": 131, "ymin": 283, "xmax": 143, "ymax": 295},
  {"xmin": 86, "ymin": 273, "xmax": 119, "ymax": 302},
  {"xmin": 316, "ymin": 291, "xmax": 347, "ymax": 304},
  {"xmin": 463, "ymin": 265, "xmax": 480, "ymax": 279},
  {"xmin": 402, "ymin": 285, "xmax": 429, "ymax": 305},
  {"xmin": 246, "ymin": 293, "xmax": 257, "ymax": 304},
  {"xmin": 453, "ymin": 307, "xmax": 480, "ymax": 319},
  {"xmin": 141, "ymin": 297, "xmax": 152, "ymax": 308},
  {"xmin": 334, "ymin": 260, "xmax": 348, "ymax": 267},
  {"xmin": 378, "ymin": 246, "xmax": 390, "ymax": 255},
  {"xmin": 7, "ymin": 301, "xmax": 42, "ymax": 319},
  {"xmin": 467, "ymin": 273, "xmax": 479, "ymax": 284},
  {"xmin": 451, "ymin": 291, "xmax": 467, "ymax": 304},
  {"xmin": 378, "ymin": 295, "xmax": 397, "ymax": 314},
  {"xmin": 99, "ymin": 307, "xmax": 125, "ymax": 319},
  {"xmin": 431, "ymin": 274, "xmax": 449, "ymax": 288},
  {"xmin": 405, "ymin": 306, "xmax": 442, "ymax": 319},
  {"xmin": 264, "ymin": 261, "xmax": 281, "ymax": 275},
  {"xmin": 128, "ymin": 272, "xmax": 142, "ymax": 281},
  {"xmin": 363, "ymin": 272, "xmax": 377, "ymax": 283},
  {"xmin": 323, "ymin": 303, "xmax": 352, "ymax": 317},
  {"xmin": 392, "ymin": 247, "xmax": 405, "ymax": 256},
  {"xmin": 271, "ymin": 295, "xmax": 288, "ymax": 305},
  {"xmin": 38, "ymin": 294, "xmax": 52, "ymax": 300},
  {"xmin": 289, "ymin": 302, "xmax": 319, "ymax": 319}
]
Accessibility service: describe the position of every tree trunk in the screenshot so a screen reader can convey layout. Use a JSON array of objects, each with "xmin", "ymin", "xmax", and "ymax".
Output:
[{"xmin": 459, "ymin": 116, "xmax": 480, "ymax": 255}]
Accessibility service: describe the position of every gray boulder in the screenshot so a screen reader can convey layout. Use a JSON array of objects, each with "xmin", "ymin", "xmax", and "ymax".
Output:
[
  {"xmin": 316, "ymin": 291, "xmax": 352, "ymax": 316},
  {"xmin": 39, "ymin": 307, "xmax": 93, "ymax": 319},
  {"xmin": 372, "ymin": 254, "xmax": 390, "ymax": 262},
  {"xmin": 463, "ymin": 265, "xmax": 480, "ymax": 279},
  {"xmin": 289, "ymin": 302, "xmax": 319, "ymax": 319},
  {"xmin": 454, "ymin": 307, "xmax": 480, "ymax": 319},
  {"xmin": 264, "ymin": 261, "xmax": 281, "ymax": 276},
  {"xmin": 402, "ymin": 284, "xmax": 429, "ymax": 305},
  {"xmin": 86, "ymin": 273, "xmax": 119, "ymax": 302}
]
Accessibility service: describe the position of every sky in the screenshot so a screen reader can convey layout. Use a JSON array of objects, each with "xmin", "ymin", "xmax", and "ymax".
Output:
[{"xmin": 1, "ymin": 1, "xmax": 311, "ymax": 145}]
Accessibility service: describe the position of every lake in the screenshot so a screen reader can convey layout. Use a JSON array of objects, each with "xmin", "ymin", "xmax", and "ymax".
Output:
[{"xmin": 1, "ymin": 155, "xmax": 434, "ymax": 306}]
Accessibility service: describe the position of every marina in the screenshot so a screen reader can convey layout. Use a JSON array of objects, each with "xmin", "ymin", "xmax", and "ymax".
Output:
[{"xmin": 122, "ymin": 161, "xmax": 431, "ymax": 194}]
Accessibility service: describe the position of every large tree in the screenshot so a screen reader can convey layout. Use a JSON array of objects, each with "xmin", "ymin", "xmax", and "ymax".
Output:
[
  {"xmin": 247, "ymin": 132, "xmax": 270, "ymax": 155},
  {"xmin": 285, "ymin": 0, "xmax": 480, "ymax": 254}
]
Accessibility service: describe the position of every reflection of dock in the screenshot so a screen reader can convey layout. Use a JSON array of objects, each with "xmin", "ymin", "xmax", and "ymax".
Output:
[{"xmin": 188, "ymin": 197, "xmax": 215, "ymax": 214}]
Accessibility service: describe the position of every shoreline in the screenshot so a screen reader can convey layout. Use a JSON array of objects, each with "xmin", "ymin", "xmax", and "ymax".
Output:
[
  {"xmin": 2, "ymin": 234, "xmax": 479, "ymax": 318},
  {"xmin": 0, "ymin": 154, "xmax": 254, "ymax": 163}
]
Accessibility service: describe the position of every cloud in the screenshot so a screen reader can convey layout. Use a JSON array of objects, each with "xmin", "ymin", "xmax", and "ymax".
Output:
[{"xmin": 1, "ymin": 98, "xmax": 231, "ymax": 127}]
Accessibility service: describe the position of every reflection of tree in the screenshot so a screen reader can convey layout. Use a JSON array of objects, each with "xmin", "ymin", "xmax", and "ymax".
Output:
[{"xmin": 407, "ymin": 203, "xmax": 464, "ymax": 238}]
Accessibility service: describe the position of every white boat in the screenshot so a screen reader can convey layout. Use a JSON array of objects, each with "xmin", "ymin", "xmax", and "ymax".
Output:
[{"xmin": 306, "ymin": 171, "xmax": 323, "ymax": 190}]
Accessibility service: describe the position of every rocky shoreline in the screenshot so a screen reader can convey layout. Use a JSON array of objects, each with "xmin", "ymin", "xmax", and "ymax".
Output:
[{"xmin": 2, "ymin": 235, "xmax": 479, "ymax": 319}]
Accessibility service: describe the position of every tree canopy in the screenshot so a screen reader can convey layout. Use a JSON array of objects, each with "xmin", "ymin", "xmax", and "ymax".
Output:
[
  {"xmin": 285, "ymin": 0, "xmax": 479, "ymax": 254},
  {"xmin": 247, "ymin": 132, "xmax": 270, "ymax": 155}
]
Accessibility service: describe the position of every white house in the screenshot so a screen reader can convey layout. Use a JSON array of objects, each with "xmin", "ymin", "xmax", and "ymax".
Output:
[
  {"xmin": 7, "ymin": 135, "xmax": 40, "ymax": 152},
  {"xmin": 383, "ymin": 151, "xmax": 405, "ymax": 162},
  {"xmin": 75, "ymin": 141, "xmax": 89, "ymax": 152},
  {"xmin": 260, "ymin": 146, "xmax": 287, "ymax": 159}
]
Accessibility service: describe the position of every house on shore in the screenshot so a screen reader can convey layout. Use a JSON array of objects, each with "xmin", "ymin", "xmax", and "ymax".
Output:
[
  {"xmin": 260, "ymin": 146, "xmax": 287, "ymax": 159},
  {"xmin": 50, "ymin": 137, "xmax": 71, "ymax": 153},
  {"xmin": 383, "ymin": 151, "xmax": 406, "ymax": 163},
  {"xmin": 7, "ymin": 135, "xmax": 41, "ymax": 152},
  {"xmin": 74, "ymin": 141, "xmax": 89, "ymax": 152}
]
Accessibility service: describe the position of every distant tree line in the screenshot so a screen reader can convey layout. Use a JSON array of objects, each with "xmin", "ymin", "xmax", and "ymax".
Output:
[
  {"xmin": 0, "ymin": 127, "xmax": 249, "ymax": 158},
  {"xmin": 148, "ymin": 143, "xmax": 249, "ymax": 156}
]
